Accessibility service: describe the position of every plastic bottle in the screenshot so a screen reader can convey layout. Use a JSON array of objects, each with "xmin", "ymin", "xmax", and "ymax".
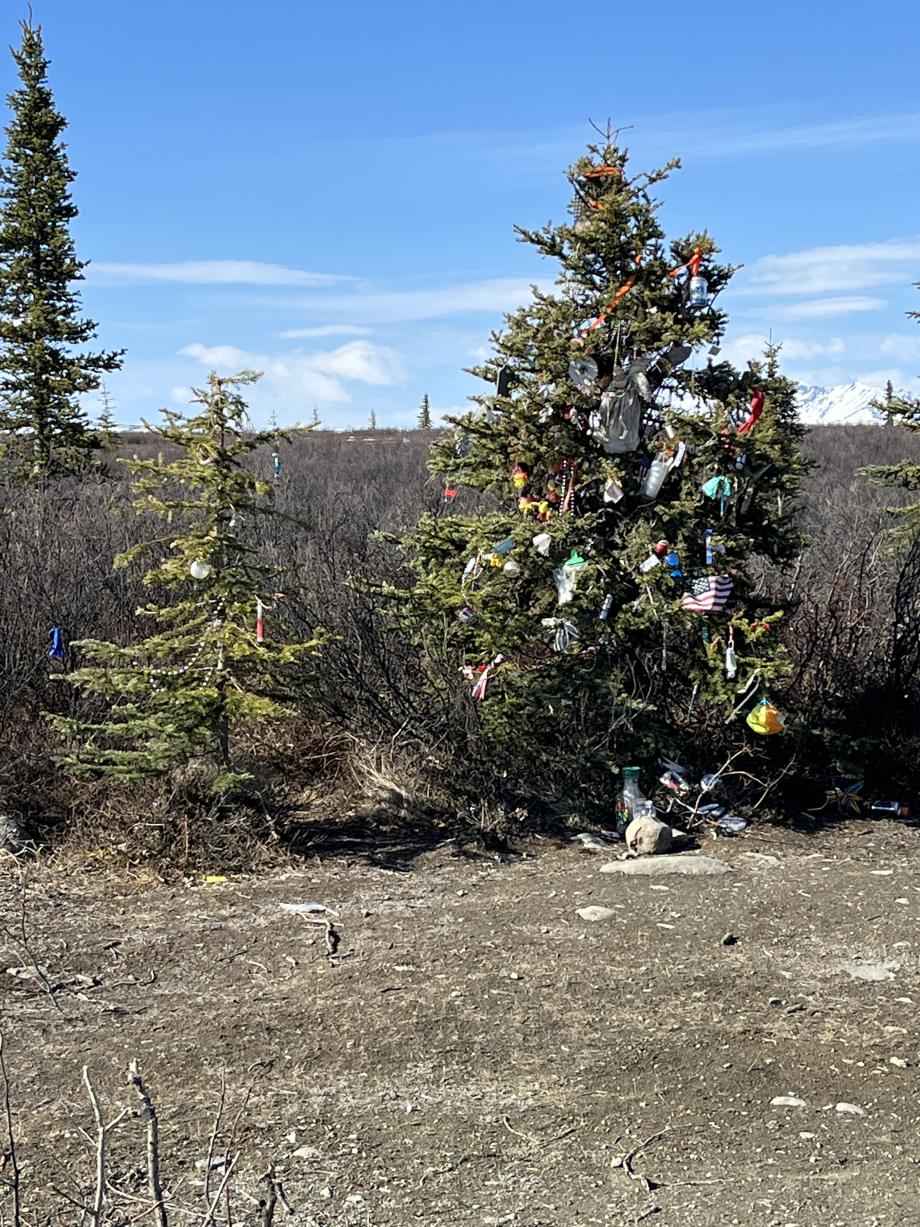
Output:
[
  {"xmin": 616, "ymin": 766, "xmax": 646, "ymax": 835},
  {"xmin": 641, "ymin": 454, "xmax": 671, "ymax": 498}
]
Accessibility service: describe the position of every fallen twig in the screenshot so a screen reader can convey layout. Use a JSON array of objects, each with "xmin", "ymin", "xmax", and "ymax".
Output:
[
  {"xmin": 84, "ymin": 1066, "xmax": 128, "ymax": 1226},
  {"xmin": 0, "ymin": 1033, "xmax": 21, "ymax": 1227},
  {"xmin": 203, "ymin": 1071, "xmax": 227, "ymax": 1212},
  {"xmin": 128, "ymin": 1060, "xmax": 168, "ymax": 1227},
  {"xmin": 613, "ymin": 1129, "xmax": 670, "ymax": 1195}
]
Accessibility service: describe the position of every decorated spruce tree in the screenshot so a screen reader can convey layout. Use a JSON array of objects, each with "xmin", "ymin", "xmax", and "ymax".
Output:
[
  {"xmin": 52, "ymin": 371, "xmax": 323, "ymax": 792},
  {"xmin": 391, "ymin": 138, "xmax": 808, "ymax": 817},
  {"xmin": 0, "ymin": 19, "xmax": 123, "ymax": 477}
]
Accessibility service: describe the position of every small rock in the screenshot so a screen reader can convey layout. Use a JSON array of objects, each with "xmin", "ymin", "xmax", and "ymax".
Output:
[
  {"xmin": 625, "ymin": 813, "xmax": 672, "ymax": 856},
  {"xmin": 577, "ymin": 905, "xmax": 617, "ymax": 922},
  {"xmin": 508, "ymin": 971, "xmax": 523, "ymax": 980},
  {"xmin": 280, "ymin": 901, "xmax": 338, "ymax": 916},
  {"xmin": 292, "ymin": 1145, "xmax": 321, "ymax": 1160},
  {"xmin": 799, "ymin": 1132, "xmax": 816, "ymax": 1140},
  {"xmin": 456, "ymin": 889, "xmax": 467, "ymax": 897},
  {"xmin": 768, "ymin": 997, "xmax": 784, "ymax": 1006},
  {"xmin": 840, "ymin": 960, "xmax": 899, "ymax": 982},
  {"xmin": 320, "ymin": 1186, "xmax": 333, "ymax": 1199},
  {"xmin": 890, "ymin": 1057, "xmax": 909, "ymax": 1068},
  {"xmin": 600, "ymin": 854, "xmax": 730, "ymax": 877},
  {"xmin": 0, "ymin": 814, "xmax": 30, "ymax": 853},
  {"xmin": 721, "ymin": 932, "xmax": 738, "ymax": 946},
  {"xmin": 574, "ymin": 832, "xmax": 613, "ymax": 853},
  {"xmin": 771, "ymin": 1095, "xmax": 806, "ymax": 1108},
  {"xmin": 835, "ymin": 1102, "xmax": 865, "ymax": 1116}
]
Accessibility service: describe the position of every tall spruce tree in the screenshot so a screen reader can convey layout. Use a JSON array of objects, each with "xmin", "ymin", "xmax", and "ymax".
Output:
[
  {"xmin": 51, "ymin": 371, "xmax": 323, "ymax": 792},
  {"xmin": 0, "ymin": 18, "xmax": 123, "ymax": 476},
  {"xmin": 418, "ymin": 393, "xmax": 432, "ymax": 429},
  {"xmin": 388, "ymin": 138, "xmax": 808, "ymax": 818}
]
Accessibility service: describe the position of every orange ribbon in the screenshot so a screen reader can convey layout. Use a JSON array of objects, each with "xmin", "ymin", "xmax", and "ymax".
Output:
[
  {"xmin": 583, "ymin": 253, "xmax": 643, "ymax": 333},
  {"xmin": 668, "ymin": 245, "xmax": 704, "ymax": 279}
]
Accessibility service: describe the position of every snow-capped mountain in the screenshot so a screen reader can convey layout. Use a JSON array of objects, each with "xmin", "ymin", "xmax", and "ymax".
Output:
[{"xmin": 795, "ymin": 382, "xmax": 888, "ymax": 426}]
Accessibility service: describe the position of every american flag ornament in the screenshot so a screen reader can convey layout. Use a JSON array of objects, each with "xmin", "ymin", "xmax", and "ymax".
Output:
[{"xmin": 681, "ymin": 575, "xmax": 734, "ymax": 614}]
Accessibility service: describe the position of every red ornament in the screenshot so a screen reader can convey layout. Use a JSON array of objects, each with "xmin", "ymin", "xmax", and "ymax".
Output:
[{"xmin": 444, "ymin": 485, "xmax": 459, "ymax": 501}]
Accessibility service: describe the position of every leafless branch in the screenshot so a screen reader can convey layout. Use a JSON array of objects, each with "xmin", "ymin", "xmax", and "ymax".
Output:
[
  {"xmin": 127, "ymin": 1060, "xmax": 168, "ymax": 1227},
  {"xmin": 0, "ymin": 1034, "xmax": 21, "ymax": 1227}
]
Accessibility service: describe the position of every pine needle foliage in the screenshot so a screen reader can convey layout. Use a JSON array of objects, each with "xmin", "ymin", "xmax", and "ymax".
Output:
[
  {"xmin": 51, "ymin": 371, "xmax": 324, "ymax": 792},
  {"xmin": 863, "ymin": 283, "xmax": 920, "ymax": 549},
  {"xmin": 385, "ymin": 139, "xmax": 808, "ymax": 817},
  {"xmin": 0, "ymin": 18, "xmax": 123, "ymax": 478},
  {"xmin": 418, "ymin": 393, "xmax": 432, "ymax": 429}
]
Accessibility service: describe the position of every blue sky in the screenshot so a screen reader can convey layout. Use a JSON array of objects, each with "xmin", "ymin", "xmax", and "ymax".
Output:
[{"xmin": 12, "ymin": 0, "xmax": 920, "ymax": 427}]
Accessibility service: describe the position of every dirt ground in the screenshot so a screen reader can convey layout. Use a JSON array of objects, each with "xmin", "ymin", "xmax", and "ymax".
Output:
[{"xmin": 2, "ymin": 818, "xmax": 919, "ymax": 1225}]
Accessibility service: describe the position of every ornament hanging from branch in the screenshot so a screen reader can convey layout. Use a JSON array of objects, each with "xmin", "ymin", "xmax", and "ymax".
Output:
[
  {"xmin": 569, "ymin": 356, "xmax": 599, "ymax": 391},
  {"xmin": 471, "ymin": 653, "xmax": 506, "ymax": 701},
  {"xmin": 570, "ymin": 163, "xmax": 622, "ymax": 232},
  {"xmin": 681, "ymin": 574, "xmax": 734, "ymax": 614},
  {"xmin": 48, "ymin": 626, "xmax": 65, "ymax": 664},
  {"xmin": 736, "ymin": 388, "xmax": 765, "ymax": 435},
  {"xmin": 746, "ymin": 697, "xmax": 785, "ymax": 735},
  {"xmin": 554, "ymin": 549, "xmax": 587, "ymax": 605}
]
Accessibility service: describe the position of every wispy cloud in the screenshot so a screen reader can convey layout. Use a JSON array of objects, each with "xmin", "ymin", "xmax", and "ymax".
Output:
[
  {"xmin": 684, "ymin": 113, "xmax": 920, "ymax": 160},
  {"xmin": 361, "ymin": 109, "xmax": 920, "ymax": 168},
  {"xmin": 91, "ymin": 260, "xmax": 354, "ymax": 287},
  {"xmin": 279, "ymin": 323, "xmax": 371, "ymax": 339},
  {"xmin": 267, "ymin": 276, "xmax": 551, "ymax": 325},
  {"xmin": 179, "ymin": 339, "xmax": 407, "ymax": 408},
  {"xmin": 765, "ymin": 296, "xmax": 888, "ymax": 320},
  {"xmin": 739, "ymin": 239, "xmax": 920, "ymax": 297}
]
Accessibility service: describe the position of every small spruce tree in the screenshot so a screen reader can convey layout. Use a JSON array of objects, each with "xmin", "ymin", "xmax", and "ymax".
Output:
[
  {"xmin": 368, "ymin": 409, "xmax": 378, "ymax": 430},
  {"xmin": 883, "ymin": 378, "xmax": 896, "ymax": 427},
  {"xmin": 387, "ymin": 137, "xmax": 808, "ymax": 817},
  {"xmin": 864, "ymin": 282, "xmax": 920, "ymax": 546},
  {"xmin": 97, "ymin": 383, "xmax": 117, "ymax": 449},
  {"xmin": 0, "ymin": 17, "xmax": 123, "ymax": 477},
  {"xmin": 418, "ymin": 393, "xmax": 432, "ymax": 430},
  {"xmin": 51, "ymin": 371, "xmax": 323, "ymax": 792}
]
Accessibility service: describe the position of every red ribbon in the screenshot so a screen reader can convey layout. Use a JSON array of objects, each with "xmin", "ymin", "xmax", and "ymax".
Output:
[{"xmin": 737, "ymin": 388, "xmax": 764, "ymax": 435}]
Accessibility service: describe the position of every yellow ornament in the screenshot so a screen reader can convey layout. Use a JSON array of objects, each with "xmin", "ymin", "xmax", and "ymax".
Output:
[{"xmin": 747, "ymin": 698, "xmax": 785, "ymax": 736}]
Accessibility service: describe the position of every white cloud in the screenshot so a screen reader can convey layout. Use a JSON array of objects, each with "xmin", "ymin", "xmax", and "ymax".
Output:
[
  {"xmin": 306, "ymin": 340, "xmax": 407, "ymax": 385},
  {"xmin": 739, "ymin": 239, "xmax": 920, "ymax": 297},
  {"xmin": 178, "ymin": 339, "xmax": 407, "ymax": 409},
  {"xmin": 719, "ymin": 333, "xmax": 846, "ymax": 368},
  {"xmin": 91, "ymin": 260, "xmax": 353, "ymax": 287},
  {"xmin": 766, "ymin": 296, "xmax": 888, "ymax": 320},
  {"xmin": 264, "ymin": 276, "xmax": 551, "ymax": 325},
  {"xmin": 880, "ymin": 333, "xmax": 920, "ymax": 363},
  {"xmin": 279, "ymin": 324, "xmax": 371, "ymax": 339}
]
